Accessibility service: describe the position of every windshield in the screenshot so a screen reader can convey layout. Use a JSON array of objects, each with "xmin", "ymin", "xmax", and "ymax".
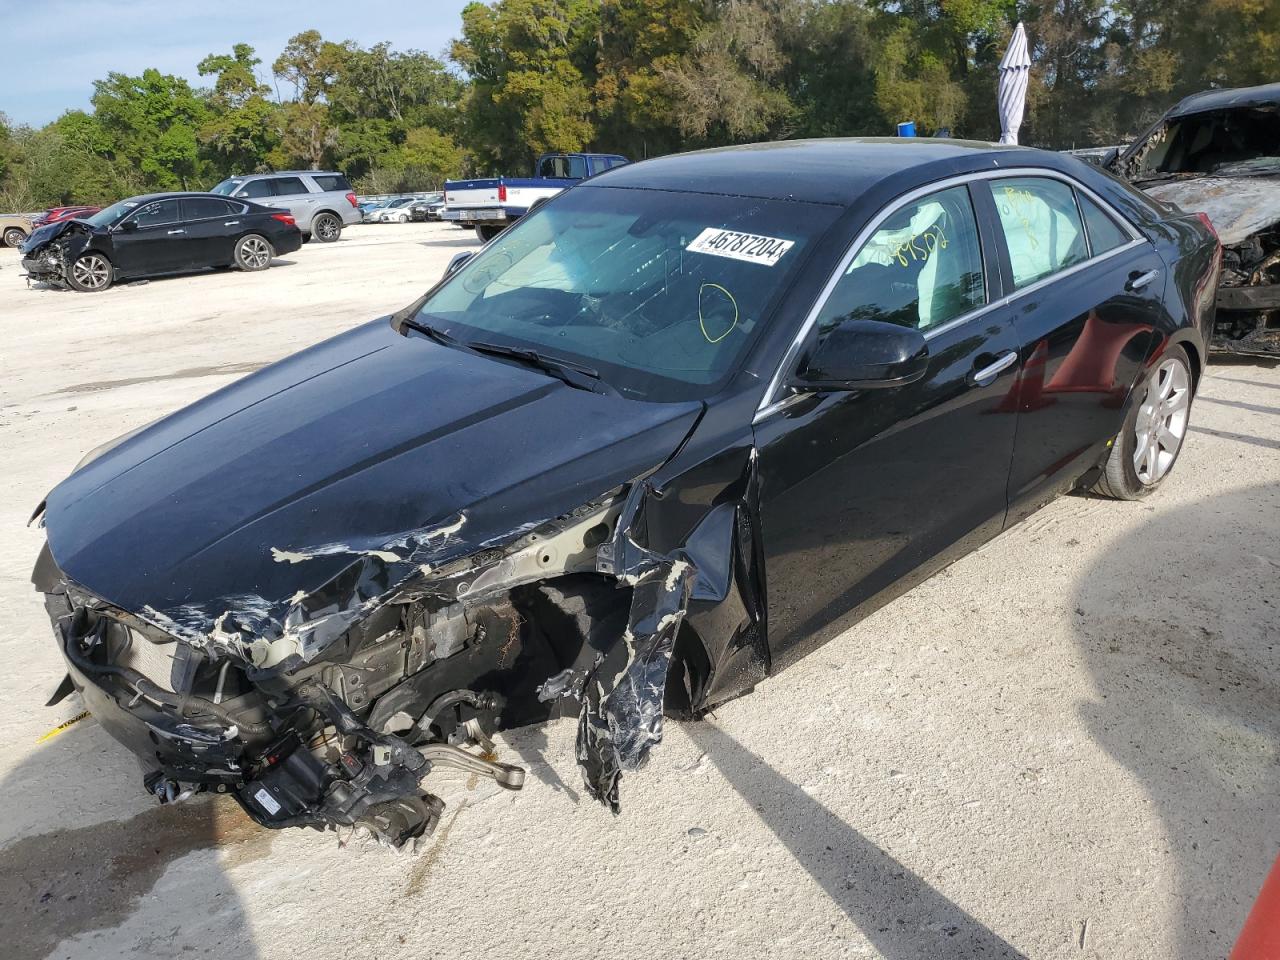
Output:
[
  {"xmin": 209, "ymin": 179, "xmax": 242, "ymax": 196},
  {"xmin": 85, "ymin": 199, "xmax": 140, "ymax": 228},
  {"xmin": 1130, "ymin": 106, "xmax": 1280, "ymax": 180},
  {"xmin": 414, "ymin": 185, "xmax": 840, "ymax": 401}
]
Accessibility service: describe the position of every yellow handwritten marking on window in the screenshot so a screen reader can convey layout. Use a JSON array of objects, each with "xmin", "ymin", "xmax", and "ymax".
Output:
[
  {"xmin": 1000, "ymin": 186, "xmax": 1041, "ymax": 251},
  {"xmin": 891, "ymin": 225, "xmax": 949, "ymax": 267},
  {"xmin": 699, "ymin": 282, "xmax": 739, "ymax": 344}
]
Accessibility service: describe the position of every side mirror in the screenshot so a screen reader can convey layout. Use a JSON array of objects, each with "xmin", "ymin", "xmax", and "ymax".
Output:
[
  {"xmin": 444, "ymin": 251, "xmax": 473, "ymax": 278},
  {"xmin": 1101, "ymin": 146, "xmax": 1120, "ymax": 171},
  {"xmin": 790, "ymin": 319, "xmax": 929, "ymax": 391},
  {"xmin": 117, "ymin": 219, "xmax": 137, "ymax": 233}
]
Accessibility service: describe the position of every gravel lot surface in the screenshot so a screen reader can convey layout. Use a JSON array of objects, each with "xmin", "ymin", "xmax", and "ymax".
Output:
[{"xmin": 1, "ymin": 222, "xmax": 1276, "ymax": 960}]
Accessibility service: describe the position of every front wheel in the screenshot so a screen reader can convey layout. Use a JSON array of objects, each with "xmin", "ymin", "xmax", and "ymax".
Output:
[
  {"xmin": 3, "ymin": 227, "xmax": 27, "ymax": 248},
  {"xmin": 312, "ymin": 213, "xmax": 342, "ymax": 243},
  {"xmin": 234, "ymin": 234, "xmax": 274, "ymax": 272},
  {"xmin": 66, "ymin": 252, "xmax": 113, "ymax": 292},
  {"xmin": 1093, "ymin": 345, "xmax": 1193, "ymax": 500},
  {"xmin": 476, "ymin": 224, "xmax": 503, "ymax": 242}
]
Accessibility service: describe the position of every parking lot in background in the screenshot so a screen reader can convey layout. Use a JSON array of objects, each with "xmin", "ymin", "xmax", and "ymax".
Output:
[{"xmin": 1, "ymin": 221, "xmax": 1277, "ymax": 960}]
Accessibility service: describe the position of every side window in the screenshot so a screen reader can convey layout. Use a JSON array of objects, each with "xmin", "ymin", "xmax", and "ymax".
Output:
[
  {"xmin": 539, "ymin": 156, "xmax": 570, "ymax": 178},
  {"xmin": 182, "ymin": 197, "xmax": 234, "ymax": 220},
  {"xmin": 991, "ymin": 177, "xmax": 1088, "ymax": 289},
  {"xmin": 128, "ymin": 199, "xmax": 182, "ymax": 229},
  {"xmin": 567, "ymin": 155, "xmax": 588, "ymax": 178},
  {"xmin": 1077, "ymin": 192, "xmax": 1130, "ymax": 255},
  {"xmin": 815, "ymin": 184, "xmax": 986, "ymax": 336},
  {"xmin": 270, "ymin": 176, "xmax": 309, "ymax": 196},
  {"xmin": 311, "ymin": 174, "xmax": 352, "ymax": 192},
  {"xmin": 236, "ymin": 179, "xmax": 273, "ymax": 199}
]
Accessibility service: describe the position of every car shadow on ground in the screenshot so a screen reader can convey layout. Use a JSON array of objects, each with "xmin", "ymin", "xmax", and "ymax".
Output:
[
  {"xmin": 0, "ymin": 721, "xmax": 264, "ymax": 960},
  {"xmin": 685, "ymin": 722, "xmax": 1028, "ymax": 958},
  {"xmin": 1072, "ymin": 479, "xmax": 1280, "ymax": 958}
]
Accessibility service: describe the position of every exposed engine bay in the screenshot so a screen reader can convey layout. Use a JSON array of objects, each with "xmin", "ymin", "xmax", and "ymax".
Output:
[
  {"xmin": 34, "ymin": 505, "xmax": 617, "ymax": 846},
  {"xmin": 33, "ymin": 444, "xmax": 761, "ymax": 848},
  {"xmin": 1115, "ymin": 98, "xmax": 1280, "ymax": 356},
  {"xmin": 19, "ymin": 219, "xmax": 95, "ymax": 287}
]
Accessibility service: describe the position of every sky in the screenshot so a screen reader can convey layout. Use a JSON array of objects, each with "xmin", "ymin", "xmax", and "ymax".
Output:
[{"xmin": 0, "ymin": 0, "xmax": 476, "ymax": 127}]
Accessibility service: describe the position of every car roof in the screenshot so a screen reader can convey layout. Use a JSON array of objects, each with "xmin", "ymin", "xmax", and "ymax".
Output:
[
  {"xmin": 1168, "ymin": 82, "xmax": 1280, "ymax": 118},
  {"xmin": 227, "ymin": 170, "xmax": 344, "ymax": 178},
  {"xmin": 122, "ymin": 192, "xmax": 251, "ymax": 203},
  {"xmin": 587, "ymin": 137, "xmax": 1059, "ymax": 205}
]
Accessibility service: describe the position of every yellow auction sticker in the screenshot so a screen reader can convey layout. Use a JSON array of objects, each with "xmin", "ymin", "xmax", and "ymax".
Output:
[{"xmin": 35, "ymin": 710, "xmax": 91, "ymax": 744}]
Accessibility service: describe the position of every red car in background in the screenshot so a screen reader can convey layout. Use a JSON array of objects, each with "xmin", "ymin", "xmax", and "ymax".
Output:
[{"xmin": 32, "ymin": 205, "xmax": 101, "ymax": 226}]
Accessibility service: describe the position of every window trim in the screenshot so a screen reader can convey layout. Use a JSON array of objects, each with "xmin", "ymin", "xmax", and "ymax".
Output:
[
  {"xmin": 122, "ymin": 198, "xmax": 182, "ymax": 230},
  {"xmin": 755, "ymin": 167, "xmax": 1145, "ymax": 422}
]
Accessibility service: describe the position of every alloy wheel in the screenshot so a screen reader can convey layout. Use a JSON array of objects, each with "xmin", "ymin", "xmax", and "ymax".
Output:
[
  {"xmin": 240, "ymin": 236, "xmax": 271, "ymax": 269},
  {"xmin": 3, "ymin": 228, "xmax": 25, "ymax": 248},
  {"xmin": 1132, "ymin": 356, "xmax": 1191, "ymax": 485},
  {"xmin": 315, "ymin": 215, "xmax": 339, "ymax": 241},
  {"xmin": 72, "ymin": 254, "xmax": 111, "ymax": 290}
]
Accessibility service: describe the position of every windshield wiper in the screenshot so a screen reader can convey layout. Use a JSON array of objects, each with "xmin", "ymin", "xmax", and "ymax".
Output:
[
  {"xmin": 466, "ymin": 341, "xmax": 616, "ymax": 395},
  {"xmin": 393, "ymin": 312, "xmax": 460, "ymax": 346}
]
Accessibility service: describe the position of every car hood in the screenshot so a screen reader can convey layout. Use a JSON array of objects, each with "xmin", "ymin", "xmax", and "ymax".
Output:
[
  {"xmin": 1141, "ymin": 175, "xmax": 1280, "ymax": 245},
  {"xmin": 20, "ymin": 217, "xmax": 98, "ymax": 255},
  {"xmin": 42, "ymin": 318, "xmax": 702, "ymax": 634}
]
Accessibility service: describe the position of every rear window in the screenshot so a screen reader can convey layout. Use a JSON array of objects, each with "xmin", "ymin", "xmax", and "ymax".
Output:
[
  {"xmin": 537, "ymin": 155, "xmax": 589, "ymax": 179},
  {"xmin": 270, "ymin": 176, "xmax": 310, "ymax": 196},
  {"xmin": 312, "ymin": 174, "xmax": 352, "ymax": 192}
]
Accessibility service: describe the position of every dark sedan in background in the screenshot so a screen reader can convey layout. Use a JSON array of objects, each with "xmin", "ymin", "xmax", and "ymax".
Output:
[
  {"xmin": 32, "ymin": 139, "xmax": 1218, "ymax": 846},
  {"xmin": 20, "ymin": 193, "xmax": 303, "ymax": 291}
]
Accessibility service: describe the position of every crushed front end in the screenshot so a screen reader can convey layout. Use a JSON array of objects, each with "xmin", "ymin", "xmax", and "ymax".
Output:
[
  {"xmin": 1215, "ymin": 226, "xmax": 1280, "ymax": 356},
  {"xmin": 19, "ymin": 220, "xmax": 93, "ymax": 287}
]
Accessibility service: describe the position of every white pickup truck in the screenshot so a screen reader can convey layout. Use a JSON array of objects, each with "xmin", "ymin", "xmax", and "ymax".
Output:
[{"xmin": 442, "ymin": 152, "xmax": 628, "ymax": 241}]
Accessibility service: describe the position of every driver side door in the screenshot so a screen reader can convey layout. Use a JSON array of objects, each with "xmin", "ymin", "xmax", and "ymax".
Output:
[
  {"xmin": 111, "ymin": 199, "xmax": 185, "ymax": 277},
  {"xmin": 754, "ymin": 181, "xmax": 1022, "ymax": 670}
]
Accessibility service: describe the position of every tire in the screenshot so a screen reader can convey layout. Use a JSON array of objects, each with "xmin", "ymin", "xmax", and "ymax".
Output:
[
  {"xmin": 476, "ymin": 224, "xmax": 503, "ymax": 242},
  {"xmin": 311, "ymin": 212, "xmax": 342, "ymax": 243},
  {"xmin": 65, "ymin": 252, "xmax": 113, "ymax": 292},
  {"xmin": 396, "ymin": 212, "xmax": 410, "ymax": 223},
  {"xmin": 1093, "ymin": 344, "xmax": 1194, "ymax": 500},
  {"xmin": 234, "ymin": 234, "xmax": 274, "ymax": 272},
  {"xmin": 3, "ymin": 227, "xmax": 27, "ymax": 248}
]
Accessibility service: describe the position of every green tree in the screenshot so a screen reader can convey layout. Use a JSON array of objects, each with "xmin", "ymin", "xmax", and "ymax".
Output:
[
  {"xmin": 197, "ymin": 44, "xmax": 280, "ymax": 177},
  {"xmin": 91, "ymin": 69, "xmax": 209, "ymax": 189}
]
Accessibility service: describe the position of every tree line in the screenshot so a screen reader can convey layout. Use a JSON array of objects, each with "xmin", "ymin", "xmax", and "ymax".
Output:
[{"xmin": 1, "ymin": 0, "xmax": 1276, "ymax": 209}]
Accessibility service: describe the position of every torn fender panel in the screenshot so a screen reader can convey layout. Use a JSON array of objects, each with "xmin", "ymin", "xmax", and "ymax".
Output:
[
  {"xmin": 41, "ymin": 317, "xmax": 701, "ymax": 656},
  {"xmin": 577, "ymin": 439, "xmax": 765, "ymax": 810}
]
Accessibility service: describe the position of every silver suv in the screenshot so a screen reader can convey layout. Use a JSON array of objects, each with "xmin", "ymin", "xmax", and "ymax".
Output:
[{"xmin": 209, "ymin": 171, "xmax": 360, "ymax": 242}]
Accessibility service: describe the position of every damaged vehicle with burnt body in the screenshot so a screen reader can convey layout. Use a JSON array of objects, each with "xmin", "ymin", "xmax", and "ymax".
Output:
[
  {"xmin": 1108, "ymin": 82, "xmax": 1280, "ymax": 356},
  {"xmin": 32, "ymin": 139, "xmax": 1218, "ymax": 848}
]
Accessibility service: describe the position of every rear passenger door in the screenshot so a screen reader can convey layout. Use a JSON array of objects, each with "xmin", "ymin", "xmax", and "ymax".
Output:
[
  {"xmin": 264, "ymin": 175, "xmax": 316, "ymax": 230},
  {"xmin": 178, "ymin": 197, "xmax": 240, "ymax": 267},
  {"xmin": 980, "ymin": 175, "xmax": 1169, "ymax": 523},
  {"xmin": 755, "ymin": 182, "xmax": 1022, "ymax": 669}
]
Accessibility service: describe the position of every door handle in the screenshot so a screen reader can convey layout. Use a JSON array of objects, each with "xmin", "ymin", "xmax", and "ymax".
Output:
[
  {"xmin": 970, "ymin": 350, "xmax": 1018, "ymax": 384},
  {"xmin": 166, "ymin": 229, "xmax": 186, "ymax": 235},
  {"xmin": 223, "ymin": 220, "xmax": 239, "ymax": 226},
  {"xmin": 1126, "ymin": 269, "xmax": 1158, "ymax": 291}
]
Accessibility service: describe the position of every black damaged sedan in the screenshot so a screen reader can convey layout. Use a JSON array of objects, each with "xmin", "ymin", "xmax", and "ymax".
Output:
[
  {"xmin": 32, "ymin": 140, "xmax": 1218, "ymax": 846},
  {"xmin": 20, "ymin": 192, "xmax": 303, "ymax": 291}
]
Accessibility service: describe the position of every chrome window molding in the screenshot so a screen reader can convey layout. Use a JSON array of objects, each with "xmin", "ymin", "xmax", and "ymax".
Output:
[{"xmin": 754, "ymin": 166, "xmax": 1148, "ymax": 423}]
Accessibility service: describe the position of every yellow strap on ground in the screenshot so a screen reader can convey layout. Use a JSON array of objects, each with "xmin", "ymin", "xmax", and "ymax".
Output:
[{"xmin": 35, "ymin": 710, "xmax": 91, "ymax": 744}]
